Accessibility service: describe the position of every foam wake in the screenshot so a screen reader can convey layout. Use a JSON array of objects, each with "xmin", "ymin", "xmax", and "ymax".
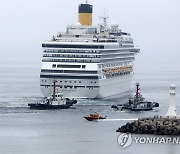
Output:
[{"xmin": 102, "ymin": 118, "xmax": 138, "ymax": 121}]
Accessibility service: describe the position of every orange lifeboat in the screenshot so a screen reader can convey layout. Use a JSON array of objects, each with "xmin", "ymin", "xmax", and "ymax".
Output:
[{"xmin": 84, "ymin": 113, "xmax": 107, "ymax": 121}]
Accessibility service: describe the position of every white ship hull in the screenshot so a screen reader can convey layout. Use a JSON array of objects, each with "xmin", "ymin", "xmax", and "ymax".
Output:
[
  {"xmin": 98, "ymin": 74, "xmax": 132, "ymax": 98},
  {"xmin": 40, "ymin": 74, "xmax": 132, "ymax": 99}
]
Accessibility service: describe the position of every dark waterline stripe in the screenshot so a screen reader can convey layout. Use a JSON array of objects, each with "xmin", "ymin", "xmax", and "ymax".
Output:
[
  {"xmin": 40, "ymin": 75, "xmax": 99, "ymax": 80},
  {"xmin": 41, "ymin": 69, "xmax": 98, "ymax": 74}
]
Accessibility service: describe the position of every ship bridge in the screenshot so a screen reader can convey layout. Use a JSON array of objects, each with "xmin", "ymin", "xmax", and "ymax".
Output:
[{"xmin": 66, "ymin": 25, "xmax": 98, "ymax": 35}]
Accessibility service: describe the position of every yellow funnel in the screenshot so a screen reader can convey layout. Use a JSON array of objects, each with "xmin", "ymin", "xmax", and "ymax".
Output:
[{"xmin": 79, "ymin": 4, "xmax": 93, "ymax": 26}]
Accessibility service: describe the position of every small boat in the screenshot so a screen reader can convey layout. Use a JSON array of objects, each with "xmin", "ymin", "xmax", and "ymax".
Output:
[
  {"xmin": 111, "ymin": 82, "xmax": 159, "ymax": 111},
  {"xmin": 84, "ymin": 113, "xmax": 107, "ymax": 121},
  {"xmin": 28, "ymin": 80, "xmax": 77, "ymax": 110}
]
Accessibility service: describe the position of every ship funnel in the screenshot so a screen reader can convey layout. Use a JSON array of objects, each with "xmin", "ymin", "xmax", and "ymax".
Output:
[{"xmin": 78, "ymin": 3, "xmax": 93, "ymax": 26}]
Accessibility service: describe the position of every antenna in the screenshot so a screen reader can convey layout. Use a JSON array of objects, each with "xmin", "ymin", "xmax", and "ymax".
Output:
[
  {"xmin": 86, "ymin": 0, "xmax": 88, "ymax": 4},
  {"xmin": 135, "ymin": 82, "xmax": 140, "ymax": 99},
  {"xmin": 53, "ymin": 79, "xmax": 56, "ymax": 101},
  {"xmin": 99, "ymin": 8, "xmax": 109, "ymax": 31}
]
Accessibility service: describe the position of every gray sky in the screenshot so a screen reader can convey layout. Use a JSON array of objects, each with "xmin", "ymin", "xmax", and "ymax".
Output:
[{"xmin": 0, "ymin": 0, "xmax": 180, "ymax": 57}]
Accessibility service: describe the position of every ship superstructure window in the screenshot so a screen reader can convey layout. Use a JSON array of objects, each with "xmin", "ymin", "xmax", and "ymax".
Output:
[
  {"xmin": 88, "ymin": 28, "xmax": 97, "ymax": 34},
  {"xmin": 45, "ymin": 85, "xmax": 50, "ymax": 88},
  {"xmin": 52, "ymin": 64, "xmax": 56, "ymax": 68},
  {"xmin": 64, "ymin": 70, "xmax": 97, "ymax": 74},
  {"xmin": 57, "ymin": 65, "xmax": 81, "ymax": 68},
  {"xmin": 82, "ymin": 65, "xmax": 86, "ymax": 69}
]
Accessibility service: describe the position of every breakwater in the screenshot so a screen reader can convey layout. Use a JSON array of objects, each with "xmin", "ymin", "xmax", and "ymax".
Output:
[{"xmin": 116, "ymin": 116, "xmax": 180, "ymax": 135}]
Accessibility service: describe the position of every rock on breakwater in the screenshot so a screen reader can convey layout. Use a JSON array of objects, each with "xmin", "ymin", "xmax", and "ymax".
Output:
[{"xmin": 116, "ymin": 116, "xmax": 180, "ymax": 135}]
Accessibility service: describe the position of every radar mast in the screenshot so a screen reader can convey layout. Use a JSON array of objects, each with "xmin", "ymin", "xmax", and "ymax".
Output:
[{"xmin": 99, "ymin": 8, "xmax": 109, "ymax": 32}]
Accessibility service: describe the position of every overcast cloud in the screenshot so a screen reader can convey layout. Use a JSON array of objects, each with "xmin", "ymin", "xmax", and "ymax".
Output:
[{"xmin": 0, "ymin": 0, "xmax": 180, "ymax": 57}]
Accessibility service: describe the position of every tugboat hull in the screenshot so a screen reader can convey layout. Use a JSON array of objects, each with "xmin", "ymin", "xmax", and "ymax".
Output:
[
  {"xmin": 28, "ymin": 100, "xmax": 77, "ymax": 110},
  {"xmin": 28, "ymin": 103, "xmax": 72, "ymax": 110},
  {"xmin": 111, "ymin": 102, "xmax": 158, "ymax": 111}
]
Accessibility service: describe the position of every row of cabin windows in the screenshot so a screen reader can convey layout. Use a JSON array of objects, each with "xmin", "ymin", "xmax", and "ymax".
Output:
[
  {"xmin": 44, "ymin": 49, "xmax": 101, "ymax": 54},
  {"xmin": 99, "ymin": 62, "xmax": 131, "ymax": 68},
  {"xmin": 64, "ymin": 81, "xmax": 81, "ymax": 83},
  {"xmin": 99, "ymin": 40, "xmax": 117, "ymax": 43},
  {"xmin": 100, "ymin": 53, "xmax": 134, "ymax": 58},
  {"xmin": 42, "ymin": 80, "xmax": 96, "ymax": 84},
  {"xmin": 105, "ymin": 71, "xmax": 131, "ymax": 78},
  {"xmin": 44, "ymin": 49, "xmax": 134, "ymax": 55},
  {"xmin": 42, "ymin": 44, "xmax": 104, "ymax": 49},
  {"xmin": 121, "ymin": 40, "xmax": 133, "ymax": 43},
  {"xmin": 41, "ymin": 69, "xmax": 97, "ymax": 74},
  {"xmin": 43, "ymin": 85, "xmax": 98, "ymax": 89},
  {"xmin": 44, "ymin": 49, "xmax": 131, "ymax": 54},
  {"xmin": 52, "ymin": 64, "xmax": 86, "ymax": 69},
  {"xmin": 44, "ymin": 58, "xmax": 133, "ymax": 64},
  {"xmin": 40, "ymin": 75, "xmax": 98, "ymax": 80},
  {"xmin": 44, "ymin": 49, "xmax": 133, "ymax": 54},
  {"xmin": 121, "ymin": 44, "xmax": 134, "ymax": 47},
  {"xmin": 101, "ymin": 57, "xmax": 134, "ymax": 63},
  {"xmin": 42, "ymin": 80, "xmax": 81, "ymax": 83},
  {"xmin": 43, "ymin": 59, "xmax": 99, "ymax": 63},
  {"xmin": 43, "ymin": 54, "xmax": 100, "ymax": 58}
]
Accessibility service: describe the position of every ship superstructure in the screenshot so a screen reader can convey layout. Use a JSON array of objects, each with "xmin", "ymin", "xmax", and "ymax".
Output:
[{"xmin": 40, "ymin": 3, "xmax": 140, "ymax": 99}]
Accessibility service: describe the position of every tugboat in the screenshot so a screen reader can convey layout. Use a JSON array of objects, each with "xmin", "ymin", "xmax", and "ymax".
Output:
[
  {"xmin": 28, "ymin": 80, "xmax": 77, "ymax": 110},
  {"xmin": 111, "ymin": 82, "xmax": 159, "ymax": 111},
  {"xmin": 84, "ymin": 113, "xmax": 107, "ymax": 121}
]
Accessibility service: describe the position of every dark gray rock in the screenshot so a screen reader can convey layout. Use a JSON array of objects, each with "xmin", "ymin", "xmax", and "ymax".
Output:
[{"xmin": 116, "ymin": 117, "xmax": 180, "ymax": 135}]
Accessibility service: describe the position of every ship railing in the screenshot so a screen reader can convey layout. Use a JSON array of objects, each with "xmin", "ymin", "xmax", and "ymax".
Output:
[{"xmin": 53, "ymin": 38, "xmax": 95, "ymax": 43}]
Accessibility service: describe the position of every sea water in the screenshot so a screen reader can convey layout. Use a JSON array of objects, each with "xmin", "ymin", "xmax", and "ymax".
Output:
[{"xmin": 0, "ymin": 51, "xmax": 180, "ymax": 154}]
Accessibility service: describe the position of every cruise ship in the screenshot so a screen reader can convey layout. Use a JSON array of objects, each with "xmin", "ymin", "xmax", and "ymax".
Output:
[{"xmin": 40, "ymin": 2, "xmax": 140, "ymax": 99}]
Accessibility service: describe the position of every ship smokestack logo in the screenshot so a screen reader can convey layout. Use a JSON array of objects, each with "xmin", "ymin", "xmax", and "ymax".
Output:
[{"xmin": 78, "ymin": 3, "xmax": 93, "ymax": 26}]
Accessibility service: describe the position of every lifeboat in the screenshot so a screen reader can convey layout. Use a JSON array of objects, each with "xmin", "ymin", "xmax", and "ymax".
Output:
[{"xmin": 84, "ymin": 113, "xmax": 107, "ymax": 121}]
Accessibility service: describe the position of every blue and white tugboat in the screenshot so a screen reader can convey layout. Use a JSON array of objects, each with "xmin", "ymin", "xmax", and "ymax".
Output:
[
  {"xmin": 28, "ymin": 80, "xmax": 77, "ymax": 110},
  {"xmin": 111, "ymin": 82, "xmax": 159, "ymax": 111}
]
